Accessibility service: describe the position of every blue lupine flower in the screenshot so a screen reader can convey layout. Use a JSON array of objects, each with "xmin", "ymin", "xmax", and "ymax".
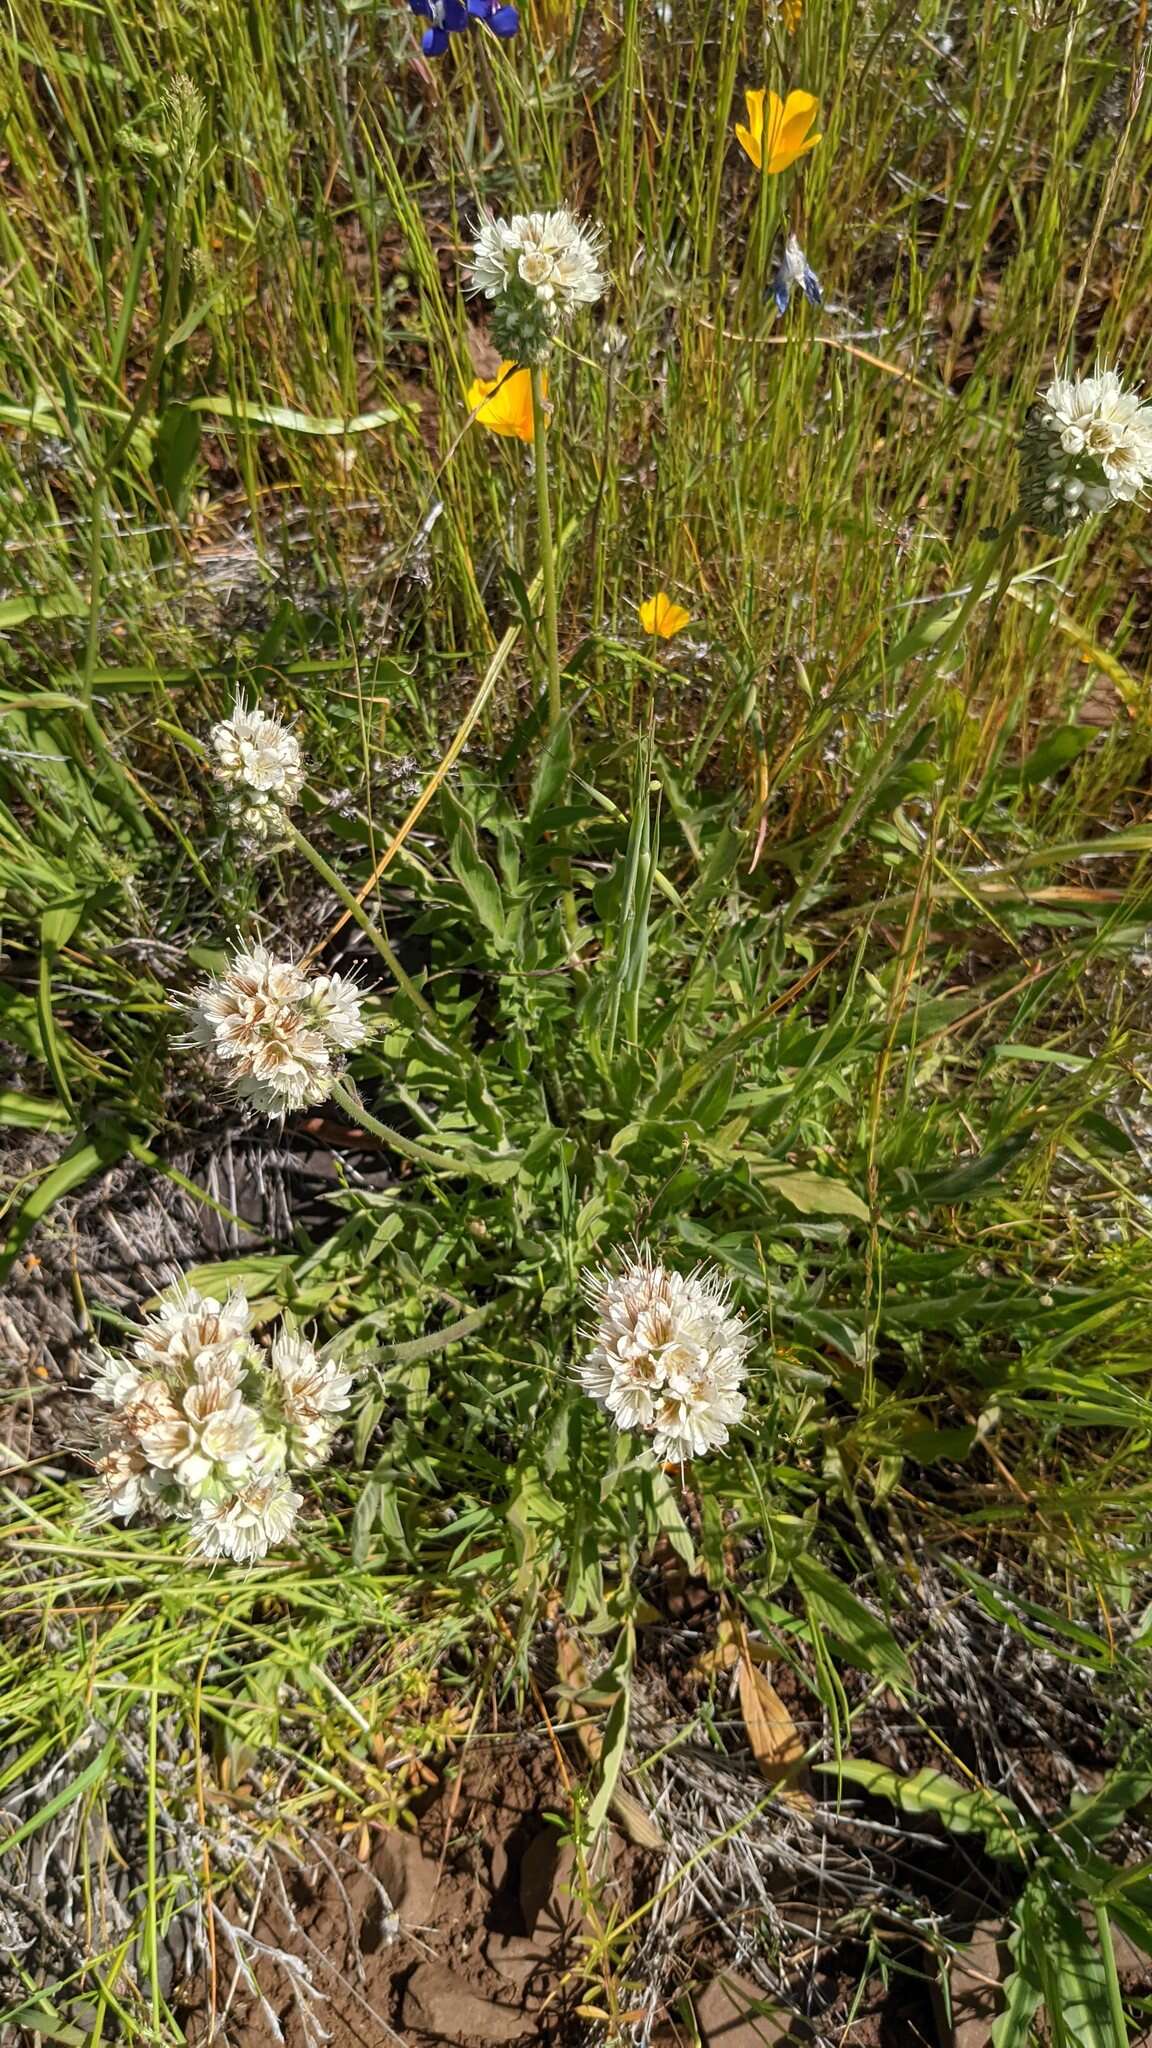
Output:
[
  {"xmin": 772, "ymin": 233, "xmax": 822, "ymax": 315},
  {"xmin": 408, "ymin": 0, "xmax": 518, "ymax": 52}
]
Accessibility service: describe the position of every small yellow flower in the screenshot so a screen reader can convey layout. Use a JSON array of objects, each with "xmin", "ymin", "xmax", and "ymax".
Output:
[
  {"xmin": 639, "ymin": 591, "xmax": 691, "ymax": 639},
  {"xmin": 466, "ymin": 362, "xmax": 542, "ymax": 442},
  {"xmin": 735, "ymin": 89, "xmax": 822, "ymax": 174},
  {"xmin": 781, "ymin": 0, "xmax": 802, "ymax": 29}
]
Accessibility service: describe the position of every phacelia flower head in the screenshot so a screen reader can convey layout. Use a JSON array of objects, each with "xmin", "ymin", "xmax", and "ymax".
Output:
[
  {"xmin": 468, "ymin": 207, "xmax": 606, "ymax": 365},
  {"xmin": 270, "ymin": 1328, "xmax": 355, "ymax": 1469},
  {"xmin": 1019, "ymin": 363, "xmax": 1152, "ymax": 534},
  {"xmin": 407, "ymin": 0, "xmax": 518, "ymax": 59},
  {"xmin": 82, "ymin": 1286, "xmax": 353, "ymax": 1563},
  {"xmin": 772, "ymin": 233, "xmax": 822, "ymax": 315},
  {"xmin": 185, "ymin": 944, "xmax": 369, "ymax": 1117},
  {"xmin": 578, "ymin": 1246, "xmax": 752, "ymax": 1463},
  {"xmin": 193, "ymin": 1473, "xmax": 303, "ymax": 1563},
  {"xmin": 210, "ymin": 701, "xmax": 304, "ymax": 843}
]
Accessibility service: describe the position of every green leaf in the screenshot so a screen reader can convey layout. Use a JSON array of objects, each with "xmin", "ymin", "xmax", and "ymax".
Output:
[
  {"xmin": 1058, "ymin": 1751, "xmax": 1152, "ymax": 1848},
  {"xmin": 586, "ymin": 1623, "xmax": 634, "ymax": 1837},
  {"xmin": 440, "ymin": 786, "xmax": 509, "ymax": 946},
  {"xmin": 814, "ymin": 1760, "xmax": 1027, "ymax": 1862},
  {"xmin": 529, "ymin": 710, "xmax": 574, "ymax": 824},
  {"xmin": 0, "ymin": 591, "xmax": 85, "ymax": 628},
  {"xmin": 0, "ymin": 1126, "xmax": 128, "ymax": 1283},
  {"xmin": 792, "ymin": 1556, "xmax": 911, "ymax": 1689},
  {"xmin": 152, "ymin": 402, "xmax": 202, "ymax": 512},
  {"xmin": 166, "ymin": 1254, "xmax": 294, "ymax": 1304},
  {"xmin": 0, "ymin": 1735, "xmax": 116, "ymax": 1856},
  {"xmin": 1014, "ymin": 724, "xmax": 1097, "ymax": 789},
  {"xmin": 888, "ymin": 1134, "xmax": 1032, "ymax": 1208},
  {"xmin": 37, "ymin": 898, "xmax": 87, "ymax": 1114},
  {"xmin": 1032, "ymin": 1882, "xmax": 1125, "ymax": 2048},
  {"xmin": 184, "ymin": 395, "xmax": 404, "ymax": 436},
  {"xmin": 351, "ymin": 1472, "xmax": 409, "ymax": 1563},
  {"xmin": 640, "ymin": 1466, "xmax": 697, "ymax": 1568},
  {"xmin": 0, "ymin": 1091, "xmax": 72, "ymax": 1129},
  {"xmin": 753, "ymin": 1166, "xmax": 870, "ymax": 1222}
]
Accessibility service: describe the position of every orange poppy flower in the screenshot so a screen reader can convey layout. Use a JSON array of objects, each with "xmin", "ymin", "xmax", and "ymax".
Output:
[
  {"xmin": 639, "ymin": 591, "xmax": 692, "ymax": 639},
  {"xmin": 466, "ymin": 362, "xmax": 542, "ymax": 441},
  {"xmin": 735, "ymin": 89, "xmax": 822, "ymax": 174}
]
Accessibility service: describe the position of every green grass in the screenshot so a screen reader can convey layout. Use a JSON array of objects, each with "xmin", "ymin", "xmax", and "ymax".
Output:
[{"xmin": 3, "ymin": 0, "xmax": 1152, "ymax": 2038}]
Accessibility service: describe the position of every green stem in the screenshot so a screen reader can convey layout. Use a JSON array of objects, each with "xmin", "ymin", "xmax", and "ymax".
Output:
[
  {"xmin": 328, "ymin": 1077, "xmax": 478, "ymax": 1177},
  {"xmin": 1095, "ymin": 1906, "xmax": 1130, "ymax": 2045},
  {"xmin": 530, "ymin": 364, "xmax": 579, "ymax": 948},
  {"xmin": 781, "ymin": 516, "xmax": 1025, "ymax": 929},
  {"xmin": 82, "ymin": 193, "xmax": 187, "ymax": 709},
  {"xmin": 531, "ymin": 364, "xmax": 563, "ymax": 732},
  {"xmin": 286, "ymin": 820, "xmax": 446, "ymax": 1040}
]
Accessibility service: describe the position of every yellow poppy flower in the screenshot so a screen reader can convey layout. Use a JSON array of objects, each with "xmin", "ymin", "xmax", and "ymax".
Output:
[
  {"xmin": 639, "ymin": 591, "xmax": 691, "ymax": 639},
  {"xmin": 466, "ymin": 362, "xmax": 542, "ymax": 442},
  {"xmin": 734, "ymin": 89, "xmax": 822, "ymax": 174}
]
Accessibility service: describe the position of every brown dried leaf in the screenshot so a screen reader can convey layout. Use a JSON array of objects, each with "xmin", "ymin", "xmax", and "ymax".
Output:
[{"xmin": 737, "ymin": 1657, "xmax": 809, "ymax": 1805}]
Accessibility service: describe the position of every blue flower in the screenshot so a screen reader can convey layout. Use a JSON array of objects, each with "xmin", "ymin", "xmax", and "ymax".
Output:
[
  {"xmin": 772, "ymin": 233, "xmax": 822, "ymax": 315},
  {"xmin": 408, "ymin": 0, "xmax": 518, "ymax": 51}
]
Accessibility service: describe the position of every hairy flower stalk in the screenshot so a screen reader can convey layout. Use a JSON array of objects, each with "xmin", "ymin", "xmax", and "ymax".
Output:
[
  {"xmin": 84, "ymin": 1288, "xmax": 353, "ymax": 1563},
  {"xmin": 1019, "ymin": 364, "xmax": 1152, "ymax": 534},
  {"xmin": 467, "ymin": 207, "xmax": 605, "ymax": 367},
  {"xmin": 466, "ymin": 208, "xmax": 600, "ymax": 950},
  {"xmin": 210, "ymin": 700, "xmax": 305, "ymax": 842},
  {"xmin": 578, "ymin": 1248, "xmax": 752, "ymax": 1462}
]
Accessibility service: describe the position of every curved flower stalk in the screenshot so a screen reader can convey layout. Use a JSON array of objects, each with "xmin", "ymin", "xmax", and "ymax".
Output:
[
  {"xmin": 465, "ymin": 206, "xmax": 604, "ymax": 949},
  {"xmin": 578, "ymin": 1247, "xmax": 753, "ymax": 1463},
  {"xmin": 85, "ymin": 1287, "xmax": 353, "ymax": 1563},
  {"xmin": 1019, "ymin": 364, "xmax": 1152, "ymax": 534}
]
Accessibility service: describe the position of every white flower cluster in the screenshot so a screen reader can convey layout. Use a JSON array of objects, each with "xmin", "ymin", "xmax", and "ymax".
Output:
[
  {"xmin": 210, "ymin": 701, "xmax": 305, "ymax": 842},
  {"xmin": 578, "ymin": 1247, "xmax": 751, "ymax": 1463},
  {"xmin": 186, "ymin": 944, "xmax": 368, "ymax": 1116},
  {"xmin": 1020, "ymin": 364, "xmax": 1152, "ymax": 534},
  {"xmin": 87, "ymin": 1286, "xmax": 354, "ymax": 1562},
  {"xmin": 468, "ymin": 207, "xmax": 605, "ymax": 364}
]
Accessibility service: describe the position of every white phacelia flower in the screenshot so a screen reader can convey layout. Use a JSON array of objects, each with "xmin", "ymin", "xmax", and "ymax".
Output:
[
  {"xmin": 578, "ymin": 1247, "xmax": 752, "ymax": 1463},
  {"xmin": 91, "ymin": 1439, "xmax": 153, "ymax": 1520},
  {"xmin": 81, "ymin": 1283, "xmax": 355, "ymax": 1562},
  {"xmin": 271, "ymin": 1329, "xmax": 354, "ymax": 1468},
  {"xmin": 1020, "ymin": 363, "xmax": 1152, "ymax": 534},
  {"xmin": 134, "ymin": 1372, "xmax": 262, "ymax": 1490},
  {"xmin": 210, "ymin": 700, "xmax": 305, "ymax": 842},
  {"xmin": 90, "ymin": 1351, "xmax": 144, "ymax": 1409},
  {"xmin": 468, "ymin": 207, "xmax": 605, "ymax": 365},
  {"xmin": 186, "ymin": 945, "xmax": 368, "ymax": 1116},
  {"xmin": 132, "ymin": 1285, "xmax": 254, "ymax": 1375},
  {"xmin": 194, "ymin": 1473, "xmax": 303, "ymax": 1563}
]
